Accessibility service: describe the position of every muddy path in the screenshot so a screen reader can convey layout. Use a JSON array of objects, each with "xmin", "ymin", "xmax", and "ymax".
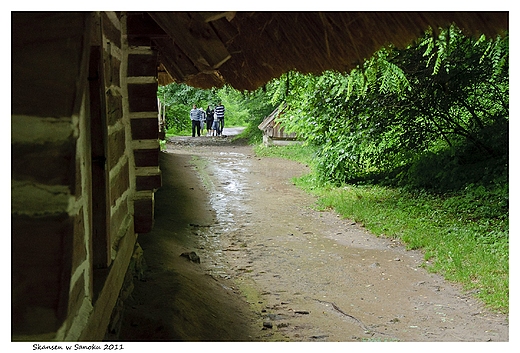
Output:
[{"xmin": 119, "ymin": 128, "xmax": 508, "ymax": 342}]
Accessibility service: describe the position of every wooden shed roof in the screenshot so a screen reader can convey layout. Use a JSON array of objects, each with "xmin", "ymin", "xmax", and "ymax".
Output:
[
  {"xmin": 129, "ymin": 11, "xmax": 508, "ymax": 91},
  {"xmin": 258, "ymin": 103, "xmax": 287, "ymax": 131}
]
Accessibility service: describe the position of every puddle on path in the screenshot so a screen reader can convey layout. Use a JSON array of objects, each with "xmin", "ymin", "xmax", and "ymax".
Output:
[{"xmin": 190, "ymin": 150, "xmax": 254, "ymax": 280}]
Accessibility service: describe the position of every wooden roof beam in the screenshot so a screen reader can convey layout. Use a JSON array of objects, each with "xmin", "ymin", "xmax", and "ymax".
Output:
[
  {"xmin": 148, "ymin": 12, "xmax": 231, "ymax": 72},
  {"xmin": 199, "ymin": 11, "xmax": 236, "ymax": 23},
  {"xmin": 153, "ymin": 37, "xmax": 199, "ymax": 81}
]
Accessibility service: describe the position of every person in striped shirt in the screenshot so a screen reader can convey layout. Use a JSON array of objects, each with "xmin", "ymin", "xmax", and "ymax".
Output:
[{"xmin": 214, "ymin": 102, "xmax": 225, "ymax": 136}]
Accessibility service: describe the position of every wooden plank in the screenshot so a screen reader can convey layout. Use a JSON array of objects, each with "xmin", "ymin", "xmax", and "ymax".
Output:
[
  {"xmin": 12, "ymin": 12, "xmax": 89, "ymax": 117},
  {"xmin": 153, "ymin": 37, "xmax": 199, "ymax": 81},
  {"xmin": 207, "ymin": 16, "xmax": 240, "ymax": 46},
  {"xmin": 88, "ymin": 44, "xmax": 111, "ymax": 269},
  {"xmin": 148, "ymin": 12, "xmax": 231, "ymax": 71},
  {"xmin": 127, "ymin": 12, "xmax": 169, "ymax": 38},
  {"xmin": 198, "ymin": 11, "xmax": 236, "ymax": 22}
]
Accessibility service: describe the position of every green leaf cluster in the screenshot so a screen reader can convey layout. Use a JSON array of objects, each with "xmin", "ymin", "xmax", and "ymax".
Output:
[{"xmin": 277, "ymin": 25, "xmax": 508, "ymax": 195}]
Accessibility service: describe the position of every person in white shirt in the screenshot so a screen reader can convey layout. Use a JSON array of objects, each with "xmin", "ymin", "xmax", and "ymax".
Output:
[{"xmin": 190, "ymin": 104, "xmax": 202, "ymax": 137}]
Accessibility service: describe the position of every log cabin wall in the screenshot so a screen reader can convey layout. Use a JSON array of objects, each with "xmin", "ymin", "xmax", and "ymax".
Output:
[
  {"xmin": 11, "ymin": 11, "xmax": 158, "ymax": 341},
  {"xmin": 76, "ymin": 11, "xmax": 138, "ymax": 341},
  {"xmin": 125, "ymin": 13, "xmax": 162, "ymax": 234},
  {"xmin": 12, "ymin": 12, "xmax": 93, "ymax": 341}
]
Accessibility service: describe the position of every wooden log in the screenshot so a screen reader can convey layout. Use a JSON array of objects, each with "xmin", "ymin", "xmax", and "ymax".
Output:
[{"xmin": 149, "ymin": 12, "xmax": 231, "ymax": 71}]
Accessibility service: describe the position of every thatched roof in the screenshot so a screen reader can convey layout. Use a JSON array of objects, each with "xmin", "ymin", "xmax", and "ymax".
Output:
[{"xmin": 130, "ymin": 12, "xmax": 508, "ymax": 91}]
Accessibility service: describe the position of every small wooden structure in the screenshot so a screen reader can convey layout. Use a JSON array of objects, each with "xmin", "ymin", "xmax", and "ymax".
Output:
[{"xmin": 258, "ymin": 103, "xmax": 299, "ymax": 146}]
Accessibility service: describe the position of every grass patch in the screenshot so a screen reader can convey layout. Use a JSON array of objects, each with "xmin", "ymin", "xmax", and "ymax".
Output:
[
  {"xmin": 309, "ymin": 184, "xmax": 509, "ymax": 312},
  {"xmin": 254, "ymin": 144, "xmax": 509, "ymax": 313},
  {"xmin": 254, "ymin": 143, "xmax": 317, "ymax": 166}
]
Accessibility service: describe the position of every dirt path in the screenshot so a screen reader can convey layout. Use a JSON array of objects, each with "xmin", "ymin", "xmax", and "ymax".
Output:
[{"xmin": 119, "ymin": 128, "xmax": 508, "ymax": 342}]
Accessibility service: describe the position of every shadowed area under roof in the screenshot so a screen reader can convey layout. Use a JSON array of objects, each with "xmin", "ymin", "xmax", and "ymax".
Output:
[{"xmin": 137, "ymin": 11, "xmax": 508, "ymax": 90}]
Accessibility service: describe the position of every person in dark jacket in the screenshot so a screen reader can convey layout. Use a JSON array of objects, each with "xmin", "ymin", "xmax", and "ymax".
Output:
[{"xmin": 206, "ymin": 105, "xmax": 214, "ymax": 136}]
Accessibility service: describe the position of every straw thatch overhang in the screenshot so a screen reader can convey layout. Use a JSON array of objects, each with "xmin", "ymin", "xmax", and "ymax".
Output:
[{"xmin": 127, "ymin": 11, "xmax": 508, "ymax": 91}]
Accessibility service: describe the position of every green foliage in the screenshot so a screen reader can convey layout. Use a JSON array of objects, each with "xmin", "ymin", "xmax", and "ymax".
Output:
[{"xmin": 276, "ymin": 25, "xmax": 508, "ymax": 192}]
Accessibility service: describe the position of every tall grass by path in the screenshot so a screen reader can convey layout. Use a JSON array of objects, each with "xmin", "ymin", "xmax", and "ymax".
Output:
[{"xmin": 254, "ymin": 144, "xmax": 509, "ymax": 313}]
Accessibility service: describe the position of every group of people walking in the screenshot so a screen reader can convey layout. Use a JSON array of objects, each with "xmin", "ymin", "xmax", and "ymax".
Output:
[{"xmin": 190, "ymin": 102, "xmax": 225, "ymax": 137}]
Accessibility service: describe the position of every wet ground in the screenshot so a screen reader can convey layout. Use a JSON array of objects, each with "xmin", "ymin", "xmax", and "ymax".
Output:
[{"xmin": 119, "ymin": 127, "xmax": 509, "ymax": 343}]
